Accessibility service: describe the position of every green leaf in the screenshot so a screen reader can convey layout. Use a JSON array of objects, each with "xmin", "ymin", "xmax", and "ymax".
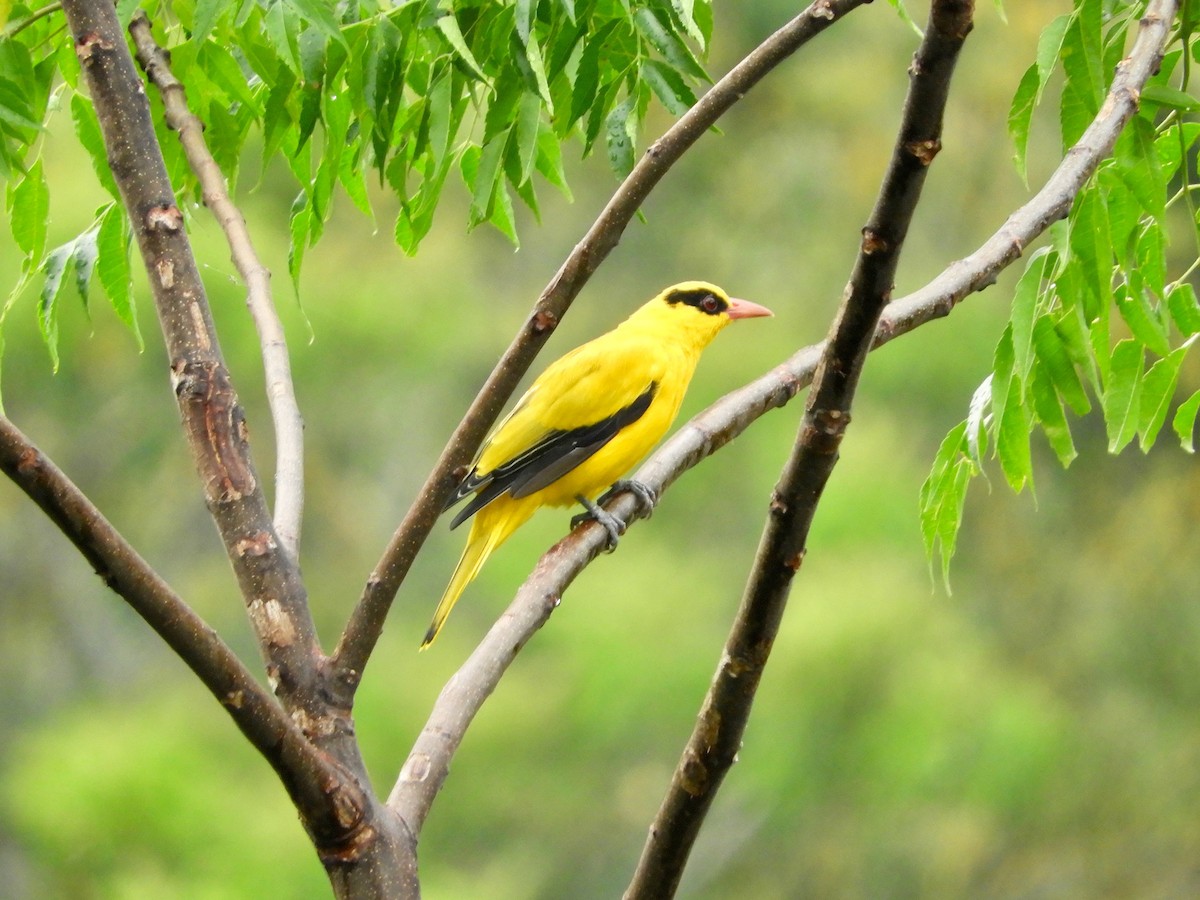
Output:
[
  {"xmin": 515, "ymin": 0, "xmax": 536, "ymax": 45},
  {"xmin": 1069, "ymin": 186, "xmax": 1112, "ymax": 318},
  {"xmin": 1103, "ymin": 338, "xmax": 1143, "ymax": 453},
  {"xmin": 1113, "ymin": 116, "xmax": 1165, "ymax": 223},
  {"xmin": 665, "ymin": 0, "xmax": 705, "ymax": 49},
  {"xmin": 71, "ymin": 226, "xmax": 99, "ymax": 309},
  {"xmin": 1140, "ymin": 82, "xmax": 1200, "ymax": 111},
  {"xmin": 70, "ymin": 94, "xmax": 120, "ymax": 201},
  {"xmin": 1030, "ymin": 361, "xmax": 1077, "ymax": 466},
  {"xmin": 192, "ymin": 0, "xmax": 227, "ymax": 43},
  {"xmin": 569, "ymin": 19, "xmax": 617, "ymax": 130},
  {"xmin": 605, "ymin": 95, "xmax": 637, "ymax": 177},
  {"xmin": 1172, "ymin": 388, "xmax": 1200, "ymax": 452},
  {"xmin": 520, "ymin": 32, "xmax": 554, "ymax": 109},
  {"xmin": 1010, "ymin": 248, "xmax": 1050, "ymax": 379},
  {"xmin": 338, "ymin": 138, "xmax": 373, "ymax": 221},
  {"xmin": 286, "ymin": 0, "xmax": 347, "ymax": 47},
  {"xmin": 964, "ymin": 375, "xmax": 992, "ymax": 471},
  {"xmin": 919, "ymin": 421, "xmax": 973, "ymax": 590},
  {"xmin": 426, "ymin": 71, "xmax": 456, "ymax": 165},
  {"xmin": 1114, "ymin": 277, "xmax": 1170, "ymax": 358},
  {"xmin": 96, "ymin": 203, "xmax": 139, "ymax": 343},
  {"xmin": 1033, "ymin": 315, "xmax": 1091, "ymax": 415},
  {"xmin": 489, "ymin": 179, "xmax": 519, "ymax": 248},
  {"xmin": 198, "ymin": 42, "xmax": 261, "ymax": 116},
  {"xmin": 0, "ymin": 88, "xmax": 40, "ymax": 132},
  {"xmin": 996, "ymin": 366, "xmax": 1033, "ymax": 493},
  {"xmin": 469, "ymin": 129, "xmax": 510, "ymax": 226},
  {"xmin": 39, "ymin": 242, "xmax": 74, "ymax": 371},
  {"xmin": 1133, "ymin": 224, "xmax": 1167, "ymax": 293},
  {"xmin": 640, "ymin": 59, "xmax": 696, "ymax": 116},
  {"xmin": 264, "ymin": 0, "xmax": 303, "ymax": 76},
  {"xmin": 1059, "ymin": 7, "xmax": 1103, "ymax": 149},
  {"xmin": 514, "ymin": 91, "xmax": 541, "ymax": 186},
  {"xmin": 1097, "ymin": 169, "xmax": 1137, "ymax": 262},
  {"xmin": 633, "ymin": 7, "xmax": 707, "ymax": 81},
  {"xmin": 535, "ymin": 125, "xmax": 572, "ymax": 201},
  {"xmin": 260, "ymin": 64, "xmax": 297, "ymax": 168},
  {"xmin": 1007, "ymin": 64, "xmax": 1038, "ymax": 183},
  {"xmin": 991, "ymin": 325, "xmax": 1033, "ymax": 493},
  {"xmin": 1166, "ymin": 282, "xmax": 1200, "ymax": 336},
  {"xmin": 1036, "ymin": 14, "xmax": 1072, "ymax": 87},
  {"xmin": 9, "ymin": 156, "xmax": 48, "ymax": 263},
  {"xmin": 436, "ymin": 10, "xmax": 489, "ymax": 82},
  {"xmin": 1137, "ymin": 346, "xmax": 1187, "ymax": 451},
  {"xmin": 287, "ymin": 191, "xmax": 311, "ymax": 298}
]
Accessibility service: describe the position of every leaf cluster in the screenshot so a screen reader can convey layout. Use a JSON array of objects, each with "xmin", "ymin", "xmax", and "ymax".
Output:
[
  {"xmin": 923, "ymin": 0, "xmax": 1200, "ymax": 585},
  {"xmin": 0, "ymin": 0, "xmax": 712, "ymax": 373}
]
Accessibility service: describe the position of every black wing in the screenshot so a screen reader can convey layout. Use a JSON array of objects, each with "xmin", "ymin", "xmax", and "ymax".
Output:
[{"xmin": 446, "ymin": 382, "xmax": 658, "ymax": 529}]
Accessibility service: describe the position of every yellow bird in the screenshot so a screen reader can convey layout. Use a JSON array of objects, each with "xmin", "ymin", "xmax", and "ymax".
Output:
[{"xmin": 422, "ymin": 281, "xmax": 772, "ymax": 647}]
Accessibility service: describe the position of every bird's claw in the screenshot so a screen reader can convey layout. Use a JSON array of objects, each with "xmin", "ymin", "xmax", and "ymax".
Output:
[
  {"xmin": 571, "ymin": 495, "xmax": 625, "ymax": 552},
  {"xmin": 571, "ymin": 480, "xmax": 658, "ymax": 552},
  {"xmin": 596, "ymin": 479, "xmax": 658, "ymax": 519}
]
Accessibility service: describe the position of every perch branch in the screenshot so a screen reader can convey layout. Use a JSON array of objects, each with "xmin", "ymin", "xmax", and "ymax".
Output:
[
  {"xmin": 331, "ymin": 0, "xmax": 871, "ymax": 695},
  {"xmin": 128, "ymin": 13, "xmax": 305, "ymax": 563},
  {"xmin": 391, "ymin": 0, "xmax": 1175, "ymax": 851},
  {"xmin": 627, "ymin": 1, "xmax": 975, "ymax": 894},
  {"xmin": 0, "ymin": 415, "xmax": 364, "ymax": 846}
]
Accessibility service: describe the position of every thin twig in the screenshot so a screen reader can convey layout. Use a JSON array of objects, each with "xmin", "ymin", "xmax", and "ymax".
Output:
[
  {"xmin": 0, "ymin": 414, "xmax": 362, "ymax": 844},
  {"xmin": 128, "ymin": 13, "xmax": 305, "ymax": 563},
  {"xmin": 388, "ymin": 0, "xmax": 1177, "ymax": 847},
  {"xmin": 330, "ymin": 0, "xmax": 872, "ymax": 697}
]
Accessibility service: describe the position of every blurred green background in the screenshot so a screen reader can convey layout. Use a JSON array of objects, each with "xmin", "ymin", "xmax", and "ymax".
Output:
[{"xmin": 3, "ymin": 2, "xmax": 1200, "ymax": 897}]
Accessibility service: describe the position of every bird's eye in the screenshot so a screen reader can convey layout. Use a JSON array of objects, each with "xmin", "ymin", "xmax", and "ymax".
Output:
[{"xmin": 700, "ymin": 294, "xmax": 721, "ymax": 314}]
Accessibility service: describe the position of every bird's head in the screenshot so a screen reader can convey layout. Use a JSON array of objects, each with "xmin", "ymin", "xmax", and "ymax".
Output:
[{"xmin": 633, "ymin": 281, "xmax": 773, "ymax": 348}]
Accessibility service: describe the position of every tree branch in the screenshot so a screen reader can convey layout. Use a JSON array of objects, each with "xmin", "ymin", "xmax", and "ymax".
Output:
[
  {"xmin": 127, "ymin": 12, "xmax": 305, "ymax": 563},
  {"xmin": 58, "ymin": 0, "xmax": 321, "ymax": 712},
  {"xmin": 330, "ymin": 0, "xmax": 872, "ymax": 696},
  {"xmin": 54, "ymin": 4, "xmax": 426, "ymax": 883},
  {"xmin": 627, "ymin": 1, "xmax": 976, "ymax": 893},
  {"xmin": 389, "ymin": 0, "xmax": 1176, "ymax": 861},
  {"xmin": 0, "ymin": 414, "xmax": 363, "ymax": 848}
]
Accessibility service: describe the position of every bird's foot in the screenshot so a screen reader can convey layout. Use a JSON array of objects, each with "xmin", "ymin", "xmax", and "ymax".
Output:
[
  {"xmin": 571, "ymin": 495, "xmax": 625, "ymax": 552},
  {"xmin": 570, "ymin": 481, "xmax": 658, "ymax": 552},
  {"xmin": 596, "ymin": 479, "xmax": 658, "ymax": 519}
]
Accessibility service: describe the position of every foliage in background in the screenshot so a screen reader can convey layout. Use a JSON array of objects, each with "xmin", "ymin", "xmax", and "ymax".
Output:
[
  {"xmin": 1, "ymin": 0, "xmax": 712, "ymax": 371},
  {"xmin": 922, "ymin": 0, "xmax": 1200, "ymax": 584}
]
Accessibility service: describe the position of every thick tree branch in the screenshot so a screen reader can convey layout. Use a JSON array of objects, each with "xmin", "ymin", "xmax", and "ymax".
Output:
[
  {"xmin": 128, "ymin": 12, "xmax": 305, "ymax": 563},
  {"xmin": 331, "ymin": 0, "xmax": 872, "ymax": 696},
  {"xmin": 56, "ymin": 4, "xmax": 424, "ymax": 888},
  {"xmin": 59, "ymin": 0, "xmax": 321, "ymax": 711},
  {"xmin": 0, "ymin": 414, "xmax": 362, "ymax": 848},
  {"xmin": 627, "ymin": 1, "xmax": 976, "ymax": 893}
]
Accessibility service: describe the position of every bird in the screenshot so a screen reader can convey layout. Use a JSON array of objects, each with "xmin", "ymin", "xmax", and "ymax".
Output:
[{"xmin": 422, "ymin": 281, "xmax": 773, "ymax": 648}]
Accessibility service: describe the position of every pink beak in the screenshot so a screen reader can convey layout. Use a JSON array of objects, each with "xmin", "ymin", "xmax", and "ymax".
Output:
[{"xmin": 726, "ymin": 297, "xmax": 774, "ymax": 320}]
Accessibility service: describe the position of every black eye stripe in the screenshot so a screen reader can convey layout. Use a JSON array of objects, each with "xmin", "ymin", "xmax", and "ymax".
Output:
[{"xmin": 665, "ymin": 288, "xmax": 728, "ymax": 316}]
